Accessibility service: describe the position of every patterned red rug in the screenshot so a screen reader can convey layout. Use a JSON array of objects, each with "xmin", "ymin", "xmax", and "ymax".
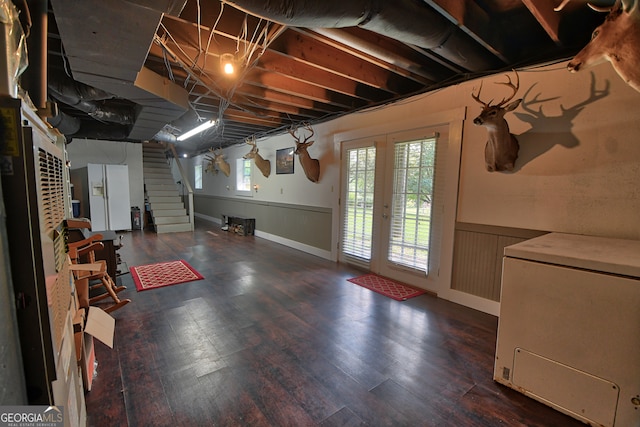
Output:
[
  {"xmin": 347, "ymin": 274, "xmax": 427, "ymax": 301},
  {"xmin": 130, "ymin": 260, "xmax": 204, "ymax": 292}
]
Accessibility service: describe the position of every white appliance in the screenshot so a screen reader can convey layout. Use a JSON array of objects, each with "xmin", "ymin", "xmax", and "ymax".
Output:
[
  {"xmin": 495, "ymin": 233, "xmax": 640, "ymax": 427},
  {"xmin": 87, "ymin": 163, "xmax": 131, "ymax": 231}
]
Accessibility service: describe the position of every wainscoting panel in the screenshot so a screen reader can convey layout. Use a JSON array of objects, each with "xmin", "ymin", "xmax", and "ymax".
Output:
[
  {"xmin": 452, "ymin": 223, "xmax": 546, "ymax": 302},
  {"xmin": 194, "ymin": 195, "xmax": 332, "ymax": 251}
]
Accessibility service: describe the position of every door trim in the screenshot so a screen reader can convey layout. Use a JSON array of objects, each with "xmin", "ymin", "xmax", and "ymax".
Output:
[{"xmin": 333, "ymin": 107, "xmax": 466, "ymax": 296}]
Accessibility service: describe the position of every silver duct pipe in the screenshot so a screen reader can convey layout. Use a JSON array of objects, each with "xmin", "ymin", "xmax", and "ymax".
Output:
[
  {"xmin": 47, "ymin": 109, "xmax": 131, "ymax": 141},
  {"xmin": 48, "ymin": 72, "xmax": 135, "ymax": 124},
  {"xmin": 222, "ymin": 0, "xmax": 501, "ymax": 71}
]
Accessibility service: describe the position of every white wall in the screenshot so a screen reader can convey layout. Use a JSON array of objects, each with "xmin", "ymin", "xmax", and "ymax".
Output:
[
  {"xmin": 66, "ymin": 139, "xmax": 144, "ymax": 211},
  {"xmin": 189, "ymin": 60, "xmax": 640, "ymax": 313},
  {"xmin": 193, "ymin": 60, "xmax": 640, "ymax": 241}
]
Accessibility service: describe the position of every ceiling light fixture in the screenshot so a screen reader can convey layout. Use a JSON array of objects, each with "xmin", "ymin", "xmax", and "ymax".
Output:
[
  {"xmin": 177, "ymin": 119, "xmax": 217, "ymax": 141},
  {"xmin": 220, "ymin": 53, "xmax": 236, "ymax": 75}
]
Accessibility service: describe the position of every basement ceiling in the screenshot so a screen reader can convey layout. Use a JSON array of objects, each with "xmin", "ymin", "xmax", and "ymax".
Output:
[{"xmin": 45, "ymin": 0, "xmax": 610, "ymax": 155}]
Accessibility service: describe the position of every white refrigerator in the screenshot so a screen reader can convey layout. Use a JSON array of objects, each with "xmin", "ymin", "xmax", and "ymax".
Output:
[{"xmin": 87, "ymin": 163, "xmax": 131, "ymax": 231}]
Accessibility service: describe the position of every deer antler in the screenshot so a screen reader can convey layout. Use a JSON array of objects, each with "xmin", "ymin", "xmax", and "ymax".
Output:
[
  {"xmin": 245, "ymin": 135, "xmax": 256, "ymax": 147},
  {"xmin": 287, "ymin": 126, "xmax": 299, "ymax": 142},
  {"xmin": 554, "ymin": 0, "xmax": 622, "ymax": 13},
  {"xmin": 495, "ymin": 71, "xmax": 520, "ymax": 107},
  {"xmin": 301, "ymin": 123, "xmax": 315, "ymax": 145},
  {"xmin": 471, "ymin": 82, "xmax": 491, "ymax": 108}
]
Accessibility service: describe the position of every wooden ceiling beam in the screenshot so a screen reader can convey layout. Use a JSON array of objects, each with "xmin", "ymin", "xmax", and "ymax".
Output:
[
  {"xmin": 268, "ymin": 29, "xmax": 420, "ymax": 94},
  {"xmin": 156, "ymin": 18, "xmax": 393, "ymax": 103},
  {"xmin": 521, "ymin": 0, "xmax": 562, "ymax": 44},
  {"xmin": 423, "ymin": 0, "xmax": 511, "ymax": 62}
]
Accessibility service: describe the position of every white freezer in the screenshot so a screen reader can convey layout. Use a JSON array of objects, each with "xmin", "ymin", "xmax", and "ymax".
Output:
[{"xmin": 495, "ymin": 232, "xmax": 640, "ymax": 427}]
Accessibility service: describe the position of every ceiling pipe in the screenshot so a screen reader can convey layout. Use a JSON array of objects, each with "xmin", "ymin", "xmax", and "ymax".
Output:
[
  {"xmin": 48, "ymin": 72, "xmax": 136, "ymax": 125},
  {"xmin": 222, "ymin": 0, "xmax": 503, "ymax": 72}
]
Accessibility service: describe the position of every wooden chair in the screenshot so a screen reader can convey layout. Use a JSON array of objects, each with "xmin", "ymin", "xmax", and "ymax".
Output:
[{"xmin": 68, "ymin": 234, "xmax": 131, "ymax": 313}]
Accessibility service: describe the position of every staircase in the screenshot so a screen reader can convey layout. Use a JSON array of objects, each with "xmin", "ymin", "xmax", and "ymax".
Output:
[{"xmin": 142, "ymin": 144, "xmax": 192, "ymax": 233}]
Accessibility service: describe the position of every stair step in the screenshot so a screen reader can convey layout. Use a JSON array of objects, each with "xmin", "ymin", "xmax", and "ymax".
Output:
[
  {"xmin": 153, "ymin": 215, "xmax": 190, "ymax": 225},
  {"xmin": 148, "ymin": 195, "xmax": 182, "ymax": 204},
  {"xmin": 147, "ymin": 189, "xmax": 179, "ymax": 197},
  {"xmin": 146, "ymin": 183, "xmax": 179, "ymax": 192},
  {"xmin": 143, "ymin": 172, "xmax": 173, "ymax": 181},
  {"xmin": 156, "ymin": 222, "xmax": 192, "ymax": 234},
  {"xmin": 150, "ymin": 208, "xmax": 186, "ymax": 216},
  {"xmin": 142, "ymin": 154, "xmax": 169, "ymax": 166},
  {"xmin": 149, "ymin": 202, "xmax": 185, "ymax": 210},
  {"xmin": 144, "ymin": 177, "xmax": 175, "ymax": 185}
]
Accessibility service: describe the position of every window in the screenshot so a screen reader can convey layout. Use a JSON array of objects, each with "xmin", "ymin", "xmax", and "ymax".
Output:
[
  {"xmin": 388, "ymin": 137, "xmax": 436, "ymax": 271},
  {"xmin": 236, "ymin": 158, "xmax": 252, "ymax": 195},
  {"xmin": 342, "ymin": 146, "xmax": 376, "ymax": 263},
  {"xmin": 194, "ymin": 164, "xmax": 202, "ymax": 189}
]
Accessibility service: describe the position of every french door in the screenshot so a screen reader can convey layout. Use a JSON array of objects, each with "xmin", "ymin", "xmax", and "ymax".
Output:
[{"xmin": 340, "ymin": 125, "xmax": 447, "ymax": 287}]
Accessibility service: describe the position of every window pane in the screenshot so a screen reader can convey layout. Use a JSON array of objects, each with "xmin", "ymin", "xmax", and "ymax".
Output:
[
  {"xmin": 388, "ymin": 137, "xmax": 436, "ymax": 272},
  {"xmin": 342, "ymin": 146, "xmax": 376, "ymax": 262},
  {"xmin": 237, "ymin": 159, "xmax": 252, "ymax": 191},
  {"xmin": 194, "ymin": 164, "xmax": 203, "ymax": 189}
]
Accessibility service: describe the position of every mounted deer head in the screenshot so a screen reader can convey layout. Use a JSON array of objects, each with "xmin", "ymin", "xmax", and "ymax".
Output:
[
  {"xmin": 471, "ymin": 70, "xmax": 522, "ymax": 172},
  {"xmin": 243, "ymin": 136, "xmax": 271, "ymax": 178},
  {"xmin": 567, "ymin": 0, "xmax": 640, "ymax": 92},
  {"xmin": 205, "ymin": 148, "xmax": 230, "ymax": 177},
  {"xmin": 288, "ymin": 123, "xmax": 320, "ymax": 183}
]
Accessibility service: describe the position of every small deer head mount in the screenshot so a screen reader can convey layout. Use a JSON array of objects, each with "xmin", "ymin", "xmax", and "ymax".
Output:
[
  {"xmin": 243, "ymin": 136, "xmax": 271, "ymax": 178},
  {"xmin": 288, "ymin": 123, "xmax": 320, "ymax": 183},
  {"xmin": 205, "ymin": 148, "xmax": 230, "ymax": 177},
  {"xmin": 566, "ymin": 0, "xmax": 640, "ymax": 92},
  {"xmin": 472, "ymin": 70, "xmax": 522, "ymax": 172}
]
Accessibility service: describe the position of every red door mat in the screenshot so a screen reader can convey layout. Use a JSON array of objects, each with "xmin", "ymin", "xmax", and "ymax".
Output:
[
  {"xmin": 129, "ymin": 260, "xmax": 204, "ymax": 291},
  {"xmin": 347, "ymin": 274, "xmax": 427, "ymax": 301}
]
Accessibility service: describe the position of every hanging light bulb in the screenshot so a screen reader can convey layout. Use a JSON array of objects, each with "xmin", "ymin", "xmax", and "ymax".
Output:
[{"xmin": 220, "ymin": 53, "xmax": 236, "ymax": 75}]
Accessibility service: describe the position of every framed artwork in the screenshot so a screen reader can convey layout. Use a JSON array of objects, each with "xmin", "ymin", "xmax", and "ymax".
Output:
[{"xmin": 276, "ymin": 147, "xmax": 295, "ymax": 174}]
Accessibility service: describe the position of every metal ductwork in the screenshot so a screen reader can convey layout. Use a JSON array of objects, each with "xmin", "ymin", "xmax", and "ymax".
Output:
[
  {"xmin": 222, "ymin": 0, "xmax": 501, "ymax": 71},
  {"xmin": 47, "ymin": 110, "xmax": 131, "ymax": 141},
  {"xmin": 49, "ymin": 0, "xmax": 190, "ymax": 142},
  {"xmin": 48, "ymin": 71, "xmax": 135, "ymax": 125}
]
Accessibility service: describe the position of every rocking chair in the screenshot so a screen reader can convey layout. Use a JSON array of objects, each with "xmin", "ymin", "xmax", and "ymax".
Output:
[{"xmin": 68, "ymin": 234, "xmax": 131, "ymax": 313}]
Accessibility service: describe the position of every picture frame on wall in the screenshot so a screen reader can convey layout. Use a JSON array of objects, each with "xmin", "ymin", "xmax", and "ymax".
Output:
[{"xmin": 276, "ymin": 147, "xmax": 295, "ymax": 174}]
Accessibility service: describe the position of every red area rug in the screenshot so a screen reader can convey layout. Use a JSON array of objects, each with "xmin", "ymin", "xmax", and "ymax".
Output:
[
  {"xmin": 347, "ymin": 274, "xmax": 426, "ymax": 301},
  {"xmin": 130, "ymin": 260, "xmax": 204, "ymax": 292}
]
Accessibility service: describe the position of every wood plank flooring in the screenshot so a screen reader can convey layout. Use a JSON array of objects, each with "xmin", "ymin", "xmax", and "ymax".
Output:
[{"xmin": 85, "ymin": 219, "xmax": 583, "ymax": 426}]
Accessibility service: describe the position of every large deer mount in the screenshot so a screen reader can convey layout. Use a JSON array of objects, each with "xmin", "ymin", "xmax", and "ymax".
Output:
[
  {"xmin": 205, "ymin": 148, "xmax": 230, "ymax": 177},
  {"xmin": 243, "ymin": 136, "xmax": 271, "ymax": 178},
  {"xmin": 472, "ymin": 71, "xmax": 522, "ymax": 172},
  {"xmin": 288, "ymin": 124, "xmax": 320, "ymax": 183},
  {"xmin": 567, "ymin": 0, "xmax": 640, "ymax": 92}
]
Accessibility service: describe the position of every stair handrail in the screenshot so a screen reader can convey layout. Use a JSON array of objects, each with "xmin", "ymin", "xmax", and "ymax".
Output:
[{"xmin": 168, "ymin": 144, "xmax": 194, "ymax": 231}]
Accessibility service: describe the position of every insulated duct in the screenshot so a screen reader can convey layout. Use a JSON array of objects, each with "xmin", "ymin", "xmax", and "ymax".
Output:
[
  {"xmin": 50, "ymin": 0, "xmax": 190, "ymax": 142},
  {"xmin": 47, "ymin": 110, "xmax": 130, "ymax": 141},
  {"xmin": 48, "ymin": 72, "xmax": 135, "ymax": 125},
  {"xmin": 222, "ymin": 0, "xmax": 501, "ymax": 71}
]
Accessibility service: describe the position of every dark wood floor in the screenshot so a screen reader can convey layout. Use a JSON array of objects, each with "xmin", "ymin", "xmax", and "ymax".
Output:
[{"xmin": 85, "ymin": 219, "xmax": 582, "ymax": 427}]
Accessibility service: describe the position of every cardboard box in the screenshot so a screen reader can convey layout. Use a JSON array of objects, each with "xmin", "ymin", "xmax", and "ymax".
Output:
[
  {"xmin": 81, "ymin": 334, "xmax": 95, "ymax": 391},
  {"xmin": 73, "ymin": 306, "xmax": 116, "ymax": 392}
]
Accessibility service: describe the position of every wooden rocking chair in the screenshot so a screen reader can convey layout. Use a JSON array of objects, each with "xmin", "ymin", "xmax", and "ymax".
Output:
[{"xmin": 68, "ymin": 234, "xmax": 131, "ymax": 313}]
